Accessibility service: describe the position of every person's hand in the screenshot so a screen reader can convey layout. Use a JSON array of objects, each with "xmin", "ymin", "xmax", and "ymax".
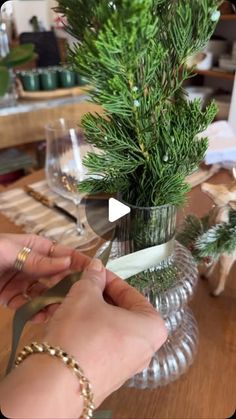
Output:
[
  {"xmin": 0, "ymin": 254, "xmax": 167, "ymax": 418},
  {"xmin": 0, "ymin": 234, "xmax": 87, "ymax": 320},
  {"xmin": 45, "ymin": 258, "xmax": 167, "ymax": 407}
]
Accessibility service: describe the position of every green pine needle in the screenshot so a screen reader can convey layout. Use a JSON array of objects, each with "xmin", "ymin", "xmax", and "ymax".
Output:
[{"xmin": 127, "ymin": 265, "xmax": 179, "ymax": 295}]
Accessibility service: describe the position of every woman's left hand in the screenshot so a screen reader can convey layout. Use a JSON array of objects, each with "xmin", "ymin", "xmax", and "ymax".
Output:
[{"xmin": 0, "ymin": 234, "xmax": 87, "ymax": 321}]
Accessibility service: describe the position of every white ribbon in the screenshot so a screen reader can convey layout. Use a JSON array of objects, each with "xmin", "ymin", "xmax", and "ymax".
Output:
[{"xmin": 107, "ymin": 239, "xmax": 175, "ymax": 279}]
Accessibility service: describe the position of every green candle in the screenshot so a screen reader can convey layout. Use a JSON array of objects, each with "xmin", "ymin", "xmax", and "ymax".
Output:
[
  {"xmin": 20, "ymin": 71, "xmax": 40, "ymax": 92},
  {"xmin": 40, "ymin": 70, "xmax": 58, "ymax": 91},
  {"xmin": 59, "ymin": 68, "xmax": 76, "ymax": 88}
]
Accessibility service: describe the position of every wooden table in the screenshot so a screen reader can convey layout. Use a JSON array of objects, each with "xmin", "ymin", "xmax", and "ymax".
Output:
[{"xmin": 0, "ymin": 171, "xmax": 235, "ymax": 419}]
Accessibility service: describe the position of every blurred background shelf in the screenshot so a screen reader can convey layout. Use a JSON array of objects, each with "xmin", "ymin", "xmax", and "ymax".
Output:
[
  {"xmin": 194, "ymin": 69, "xmax": 235, "ymax": 80},
  {"xmin": 186, "ymin": 0, "xmax": 236, "ymax": 123},
  {"xmin": 220, "ymin": 14, "xmax": 236, "ymax": 20},
  {"xmin": 0, "ymin": 96, "xmax": 102, "ymax": 149}
]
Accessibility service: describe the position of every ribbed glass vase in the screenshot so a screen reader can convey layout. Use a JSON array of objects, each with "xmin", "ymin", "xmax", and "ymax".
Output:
[{"xmin": 106, "ymin": 203, "xmax": 199, "ymax": 388}]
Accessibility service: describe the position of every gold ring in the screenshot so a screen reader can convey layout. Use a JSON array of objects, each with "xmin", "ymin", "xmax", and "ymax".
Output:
[
  {"xmin": 14, "ymin": 247, "xmax": 32, "ymax": 272},
  {"xmin": 48, "ymin": 240, "xmax": 57, "ymax": 257}
]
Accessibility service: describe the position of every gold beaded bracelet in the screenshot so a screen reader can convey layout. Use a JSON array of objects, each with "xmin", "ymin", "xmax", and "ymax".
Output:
[{"xmin": 15, "ymin": 342, "xmax": 94, "ymax": 419}]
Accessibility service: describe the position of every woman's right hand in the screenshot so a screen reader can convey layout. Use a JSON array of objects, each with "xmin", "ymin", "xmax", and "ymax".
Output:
[
  {"xmin": 0, "ymin": 257, "xmax": 167, "ymax": 419},
  {"xmin": 45, "ymin": 258, "xmax": 167, "ymax": 407}
]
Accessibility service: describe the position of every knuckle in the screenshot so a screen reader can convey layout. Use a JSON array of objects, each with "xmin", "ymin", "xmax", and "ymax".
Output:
[
  {"xmin": 142, "ymin": 313, "xmax": 168, "ymax": 353},
  {"xmin": 116, "ymin": 287, "xmax": 133, "ymax": 306},
  {"xmin": 68, "ymin": 280, "xmax": 83, "ymax": 296},
  {"xmin": 81, "ymin": 277, "xmax": 102, "ymax": 294},
  {"xmin": 27, "ymin": 234, "xmax": 38, "ymax": 247},
  {"xmin": 136, "ymin": 356, "xmax": 152, "ymax": 374},
  {"xmin": 29, "ymin": 253, "xmax": 45, "ymax": 269},
  {"xmin": 70, "ymin": 249, "xmax": 78, "ymax": 266},
  {"xmin": 70, "ymin": 250, "xmax": 90, "ymax": 271},
  {"xmin": 67, "ymin": 280, "xmax": 89, "ymax": 301},
  {"xmin": 152, "ymin": 317, "xmax": 168, "ymax": 349}
]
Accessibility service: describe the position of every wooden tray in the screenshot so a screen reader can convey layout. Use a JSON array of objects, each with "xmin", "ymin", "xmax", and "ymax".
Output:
[{"xmin": 16, "ymin": 79, "xmax": 90, "ymax": 100}]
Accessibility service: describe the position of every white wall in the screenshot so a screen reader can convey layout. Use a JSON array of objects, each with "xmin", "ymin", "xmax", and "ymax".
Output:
[
  {"xmin": 12, "ymin": 0, "xmax": 51, "ymax": 34},
  {"xmin": 49, "ymin": 0, "xmax": 58, "ymax": 26}
]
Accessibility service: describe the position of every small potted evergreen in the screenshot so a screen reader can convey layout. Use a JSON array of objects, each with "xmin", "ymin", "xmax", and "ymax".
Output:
[{"xmin": 56, "ymin": 0, "xmax": 222, "ymax": 386}]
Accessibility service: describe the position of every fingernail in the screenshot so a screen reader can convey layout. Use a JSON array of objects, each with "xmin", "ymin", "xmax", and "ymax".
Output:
[
  {"xmin": 88, "ymin": 259, "xmax": 103, "ymax": 272},
  {"xmin": 61, "ymin": 257, "xmax": 71, "ymax": 267}
]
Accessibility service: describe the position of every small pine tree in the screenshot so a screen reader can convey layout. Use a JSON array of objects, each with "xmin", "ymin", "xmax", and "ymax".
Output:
[
  {"xmin": 56, "ymin": 0, "xmax": 222, "ymax": 207},
  {"xmin": 177, "ymin": 210, "xmax": 236, "ymax": 261}
]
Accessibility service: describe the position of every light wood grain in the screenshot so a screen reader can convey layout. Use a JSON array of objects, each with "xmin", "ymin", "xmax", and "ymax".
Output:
[
  {"xmin": 0, "ymin": 101, "xmax": 102, "ymax": 150},
  {"xmin": 17, "ymin": 82, "xmax": 91, "ymax": 101},
  {"xmin": 194, "ymin": 69, "xmax": 235, "ymax": 81},
  {"xmin": 0, "ymin": 170, "xmax": 235, "ymax": 419}
]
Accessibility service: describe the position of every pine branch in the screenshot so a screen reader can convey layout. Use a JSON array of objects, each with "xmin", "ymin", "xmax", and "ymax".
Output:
[
  {"xmin": 177, "ymin": 210, "xmax": 236, "ymax": 261},
  {"xmin": 127, "ymin": 265, "xmax": 179, "ymax": 295},
  {"xmin": 57, "ymin": 0, "xmax": 220, "ymax": 206},
  {"xmin": 196, "ymin": 221, "xmax": 236, "ymax": 259},
  {"xmin": 176, "ymin": 214, "xmax": 206, "ymax": 260}
]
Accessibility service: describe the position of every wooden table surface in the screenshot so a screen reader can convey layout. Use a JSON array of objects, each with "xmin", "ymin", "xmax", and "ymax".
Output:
[{"xmin": 0, "ymin": 170, "xmax": 235, "ymax": 419}]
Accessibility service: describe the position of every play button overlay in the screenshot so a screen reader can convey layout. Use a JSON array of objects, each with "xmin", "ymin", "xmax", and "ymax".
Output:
[
  {"xmin": 83, "ymin": 195, "xmax": 131, "ymax": 240},
  {"xmin": 108, "ymin": 198, "xmax": 130, "ymax": 222}
]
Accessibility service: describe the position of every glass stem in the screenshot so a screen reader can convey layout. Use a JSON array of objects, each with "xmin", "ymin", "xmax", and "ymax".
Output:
[{"xmin": 74, "ymin": 199, "xmax": 84, "ymax": 235}]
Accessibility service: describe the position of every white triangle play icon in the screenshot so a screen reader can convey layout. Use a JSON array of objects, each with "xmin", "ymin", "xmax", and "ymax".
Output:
[{"xmin": 108, "ymin": 198, "xmax": 130, "ymax": 223}]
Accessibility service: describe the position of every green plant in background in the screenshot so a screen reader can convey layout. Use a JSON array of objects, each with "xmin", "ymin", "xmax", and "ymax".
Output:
[
  {"xmin": 56, "ymin": 0, "xmax": 222, "ymax": 207},
  {"xmin": 0, "ymin": 44, "xmax": 36, "ymax": 96}
]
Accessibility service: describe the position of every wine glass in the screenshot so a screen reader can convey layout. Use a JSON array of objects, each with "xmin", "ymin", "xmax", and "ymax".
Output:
[{"xmin": 45, "ymin": 118, "xmax": 97, "ymax": 249}]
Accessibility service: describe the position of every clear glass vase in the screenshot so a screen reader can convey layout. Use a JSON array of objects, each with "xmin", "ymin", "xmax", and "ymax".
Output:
[
  {"xmin": 102, "ymin": 203, "xmax": 199, "ymax": 388},
  {"xmin": 127, "ymin": 241, "xmax": 199, "ymax": 388}
]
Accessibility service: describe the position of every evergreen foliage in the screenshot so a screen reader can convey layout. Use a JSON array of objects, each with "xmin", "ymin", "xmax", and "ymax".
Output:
[
  {"xmin": 56, "ymin": 0, "xmax": 222, "ymax": 207},
  {"xmin": 196, "ymin": 210, "xmax": 236, "ymax": 259},
  {"xmin": 127, "ymin": 265, "xmax": 179, "ymax": 294},
  {"xmin": 177, "ymin": 210, "xmax": 236, "ymax": 261}
]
